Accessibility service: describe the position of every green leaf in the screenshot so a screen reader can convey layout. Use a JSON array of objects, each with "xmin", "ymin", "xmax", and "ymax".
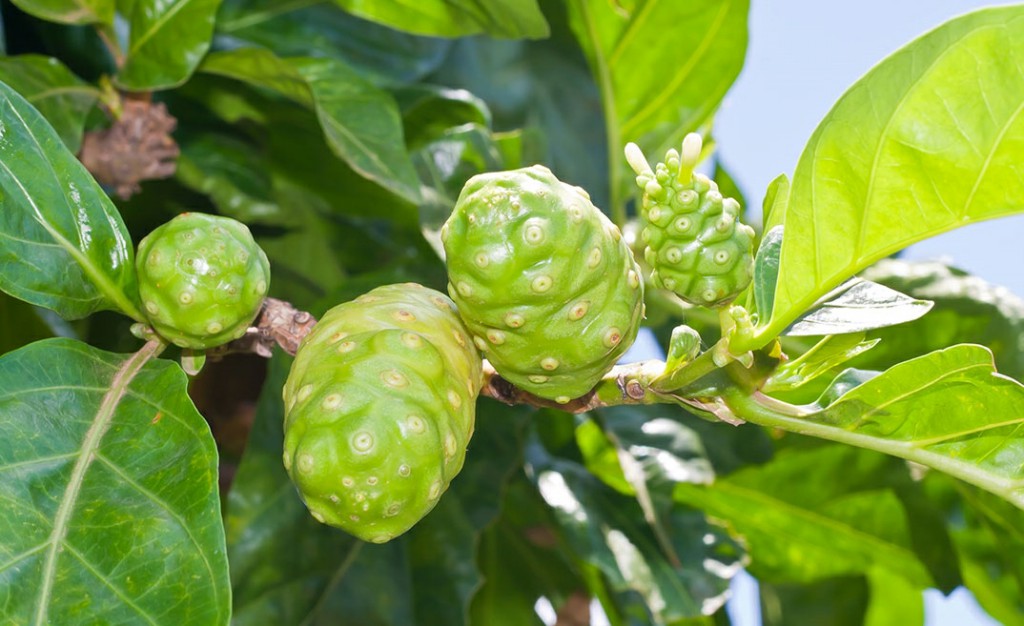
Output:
[
  {"xmin": 216, "ymin": 0, "xmax": 452, "ymax": 85},
  {"xmin": 761, "ymin": 6, "xmax": 1024, "ymax": 344},
  {"xmin": 785, "ymin": 279, "xmax": 933, "ymax": 336},
  {"xmin": 856, "ymin": 259, "xmax": 1024, "ymax": 380},
  {"xmin": 753, "ymin": 225, "xmax": 783, "ymax": 320},
  {"xmin": 0, "ymin": 338, "xmax": 229, "ymax": 625},
  {"xmin": 566, "ymin": 0, "xmax": 749, "ymax": 218},
  {"xmin": 760, "ymin": 576, "xmax": 869, "ymax": 626},
  {"xmin": 8, "ymin": 0, "xmax": 112, "ymax": 24},
  {"xmin": 201, "ymin": 48, "xmax": 420, "ymax": 203},
  {"xmin": 0, "ymin": 80, "xmax": 142, "ymax": 321},
  {"xmin": 0, "ymin": 55, "xmax": 99, "ymax": 153},
  {"xmin": 116, "ymin": 0, "xmax": 222, "ymax": 90},
  {"xmin": 526, "ymin": 435, "xmax": 742, "ymax": 622},
  {"xmin": 763, "ymin": 333, "xmax": 879, "ymax": 394},
  {"xmin": 864, "ymin": 567, "xmax": 924, "ymax": 626},
  {"xmin": 674, "ymin": 444, "xmax": 933, "ymax": 586},
  {"xmin": 330, "ymin": 0, "xmax": 548, "ymax": 39},
  {"xmin": 760, "ymin": 173, "xmax": 789, "ymax": 231}
]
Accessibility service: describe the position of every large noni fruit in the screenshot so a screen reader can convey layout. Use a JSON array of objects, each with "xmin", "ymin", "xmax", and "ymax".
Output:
[
  {"xmin": 625, "ymin": 134, "xmax": 755, "ymax": 307},
  {"xmin": 136, "ymin": 212, "xmax": 270, "ymax": 349},
  {"xmin": 282, "ymin": 283, "xmax": 483, "ymax": 543},
  {"xmin": 442, "ymin": 165, "xmax": 644, "ymax": 403}
]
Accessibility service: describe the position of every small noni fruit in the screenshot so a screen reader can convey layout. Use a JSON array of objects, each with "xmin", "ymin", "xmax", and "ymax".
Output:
[
  {"xmin": 282, "ymin": 283, "xmax": 483, "ymax": 543},
  {"xmin": 625, "ymin": 134, "xmax": 755, "ymax": 307},
  {"xmin": 136, "ymin": 212, "xmax": 270, "ymax": 349},
  {"xmin": 442, "ymin": 165, "xmax": 644, "ymax": 403}
]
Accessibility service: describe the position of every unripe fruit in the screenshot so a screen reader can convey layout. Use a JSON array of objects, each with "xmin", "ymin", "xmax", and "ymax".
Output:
[
  {"xmin": 442, "ymin": 165, "xmax": 644, "ymax": 403},
  {"xmin": 282, "ymin": 284, "xmax": 483, "ymax": 543},
  {"xmin": 136, "ymin": 212, "xmax": 270, "ymax": 349},
  {"xmin": 625, "ymin": 135, "xmax": 755, "ymax": 307}
]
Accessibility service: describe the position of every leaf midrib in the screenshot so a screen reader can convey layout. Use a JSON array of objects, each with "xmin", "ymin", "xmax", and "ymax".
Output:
[{"xmin": 32, "ymin": 341, "xmax": 161, "ymax": 626}]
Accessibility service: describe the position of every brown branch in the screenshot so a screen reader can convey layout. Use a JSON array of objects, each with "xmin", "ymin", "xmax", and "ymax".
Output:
[{"xmin": 208, "ymin": 298, "xmax": 317, "ymax": 359}]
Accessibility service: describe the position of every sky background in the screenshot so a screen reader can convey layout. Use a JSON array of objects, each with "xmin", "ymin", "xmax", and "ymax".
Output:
[{"xmin": 711, "ymin": 1, "xmax": 1021, "ymax": 624}]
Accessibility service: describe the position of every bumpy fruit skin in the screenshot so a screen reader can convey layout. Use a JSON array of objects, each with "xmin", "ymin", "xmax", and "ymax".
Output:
[
  {"xmin": 282, "ymin": 284, "xmax": 483, "ymax": 543},
  {"xmin": 626, "ymin": 136, "xmax": 755, "ymax": 307},
  {"xmin": 442, "ymin": 165, "xmax": 644, "ymax": 403},
  {"xmin": 136, "ymin": 212, "xmax": 270, "ymax": 349}
]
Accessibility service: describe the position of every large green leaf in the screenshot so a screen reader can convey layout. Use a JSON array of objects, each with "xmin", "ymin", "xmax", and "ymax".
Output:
[
  {"xmin": 758, "ymin": 6, "xmax": 1024, "ymax": 345},
  {"xmin": 8, "ymin": 0, "xmax": 112, "ymax": 24},
  {"xmin": 116, "ymin": 0, "xmax": 222, "ymax": 90},
  {"xmin": 200, "ymin": 48, "xmax": 420, "ymax": 203},
  {"xmin": 0, "ymin": 80, "xmax": 142, "ymax": 321},
  {"xmin": 0, "ymin": 338, "xmax": 229, "ymax": 625},
  {"xmin": 674, "ymin": 444, "xmax": 933, "ymax": 586},
  {"xmin": 330, "ymin": 0, "xmax": 548, "ymax": 39},
  {"xmin": 216, "ymin": 0, "xmax": 452, "ymax": 85},
  {"xmin": 0, "ymin": 55, "xmax": 99, "ymax": 153},
  {"xmin": 566, "ymin": 0, "xmax": 749, "ymax": 218}
]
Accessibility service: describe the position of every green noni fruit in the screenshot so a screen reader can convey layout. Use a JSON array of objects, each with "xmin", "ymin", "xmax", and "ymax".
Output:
[
  {"xmin": 136, "ymin": 212, "xmax": 270, "ymax": 349},
  {"xmin": 442, "ymin": 165, "xmax": 644, "ymax": 403},
  {"xmin": 625, "ymin": 134, "xmax": 755, "ymax": 307},
  {"xmin": 282, "ymin": 283, "xmax": 483, "ymax": 543}
]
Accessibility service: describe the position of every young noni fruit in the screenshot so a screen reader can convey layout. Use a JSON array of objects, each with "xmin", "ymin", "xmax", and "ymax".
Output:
[
  {"xmin": 625, "ymin": 134, "xmax": 755, "ymax": 307},
  {"xmin": 282, "ymin": 283, "xmax": 483, "ymax": 543},
  {"xmin": 442, "ymin": 165, "xmax": 644, "ymax": 403},
  {"xmin": 136, "ymin": 212, "xmax": 270, "ymax": 349}
]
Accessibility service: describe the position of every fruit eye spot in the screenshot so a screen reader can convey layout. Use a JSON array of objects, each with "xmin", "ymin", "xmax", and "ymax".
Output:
[
  {"xmin": 474, "ymin": 252, "xmax": 489, "ymax": 268},
  {"xmin": 385, "ymin": 504, "xmax": 401, "ymax": 517},
  {"xmin": 406, "ymin": 415, "xmax": 425, "ymax": 433},
  {"xmin": 448, "ymin": 389, "xmax": 462, "ymax": 410},
  {"xmin": 679, "ymin": 190, "xmax": 698, "ymax": 206},
  {"xmin": 505, "ymin": 313, "xmax": 524, "ymax": 328},
  {"xmin": 662, "ymin": 277, "xmax": 677, "ymax": 290},
  {"xmin": 338, "ymin": 341, "xmax": 356, "ymax": 353},
  {"xmin": 555, "ymin": 396, "xmax": 571, "ymax": 404},
  {"xmin": 541, "ymin": 357, "xmax": 559, "ymax": 371},
  {"xmin": 256, "ymin": 280, "xmax": 268, "ymax": 294},
  {"xmin": 587, "ymin": 248, "xmax": 602, "ymax": 268},
  {"xmin": 328, "ymin": 331, "xmax": 348, "ymax": 343},
  {"xmin": 528, "ymin": 374, "xmax": 548, "ymax": 384},
  {"xmin": 568, "ymin": 301, "xmax": 590, "ymax": 320},
  {"xmin": 297, "ymin": 454, "xmax": 315, "ymax": 474},
  {"xmin": 648, "ymin": 207, "xmax": 662, "ymax": 222},
  {"xmin": 473, "ymin": 336, "xmax": 488, "ymax": 351},
  {"xmin": 310, "ymin": 510, "xmax": 325, "ymax": 523},
  {"xmin": 603, "ymin": 327, "xmax": 622, "ymax": 348},
  {"xmin": 352, "ymin": 432, "xmax": 375, "ymax": 453},
  {"xmin": 401, "ymin": 333, "xmax": 422, "ymax": 349},
  {"xmin": 428, "ymin": 480, "xmax": 443, "ymax": 499},
  {"xmin": 393, "ymin": 310, "xmax": 415, "ymax": 322},
  {"xmin": 381, "ymin": 370, "xmax": 408, "ymax": 388},
  {"xmin": 296, "ymin": 384, "xmax": 314, "ymax": 402},
  {"xmin": 716, "ymin": 217, "xmax": 733, "ymax": 233},
  {"xmin": 371, "ymin": 534, "xmax": 391, "ymax": 544},
  {"xmin": 702, "ymin": 288, "xmax": 719, "ymax": 303},
  {"xmin": 524, "ymin": 223, "xmax": 546, "ymax": 244},
  {"xmin": 206, "ymin": 322, "xmax": 223, "ymax": 334},
  {"xmin": 666, "ymin": 248, "xmax": 682, "ymax": 264},
  {"xmin": 569, "ymin": 205, "xmax": 583, "ymax": 223},
  {"xmin": 452, "ymin": 331, "xmax": 466, "ymax": 347},
  {"xmin": 342, "ymin": 476, "xmax": 355, "ymax": 487},
  {"xmin": 674, "ymin": 217, "xmax": 691, "ymax": 232},
  {"xmin": 398, "ymin": 464, "xmax": 411, "ymax": 477},
  {"xmin": 486, "ymin": 330, "xmax": 506, "ymax": 345},
  {"xmin": 456, "ymin": 281, "xmax": 473, "ymax": 297},
  {"xmin": 321, "ymin": 394, "xmax": 343, "ymax": 409},
  {"xmin": 444, "ymin": 433, "xmax": 457, "ymax": 459},
  {"xmin": 145, "ymin": 301, "xmax": 159, "ymax": 315},
  {"xmin": 714, "ymin": 250, "xmax": 731, "ymax": 264},
  {"xmin": 178, "ymin": 291, "xmax": 193, "ymax": 305},
  {"xmin": 366, "ymin": 476, "xmax": 378, "ymax": 486},
  {"xmin": 628, "ymin": 270, "xmax": 640, "ymax": 288},
  {"xmin": 531, "ymin": 275, "xmax": 552, "ymax": 293}
]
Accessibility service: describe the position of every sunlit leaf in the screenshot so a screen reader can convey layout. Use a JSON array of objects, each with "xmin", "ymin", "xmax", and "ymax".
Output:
[
  {"xmin": 9, "ymin": 0, "xmax": 112, "ymax": 24},
  {"xmin": 330, "ymin": 0, "xmax": 548, "ymax": 39},
  {"xmin": 117, "ymin": 0, "xmax": 222, "ymax": 90}
]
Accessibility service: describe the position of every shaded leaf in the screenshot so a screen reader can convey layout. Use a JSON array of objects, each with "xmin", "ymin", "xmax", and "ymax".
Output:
[
  {"xmin": 674, "ymin": 444, "xmax": 932, "ymax": 586},
  {"xmin": 117, "ymin": 0, "xmax": 222, "ymax": 90},
  {"xmin": 0, "ymin": 54, "xmax": 99, "ymax": 152},
  {"xmin": 856, "ymin": 259, "xmax": 1024, "ymax": 380},
  {"xmin": 0, "ymin": 338, "xmax": 229, "ymax": 625},
  {"xmin": 526, "ymin": 434, "xmax": 742, "ymax": 622},
  {"xmin": 0, "ymin": 291, "xmax": 58, "ymax": 355},
  {"xmin": 761, "ymin": 6, "xmax": 1024, "ymax": 343},
  {"xmin": 331, "ymin": 0, "xmax": 548, "ymax": 39},
  {"xmin": 8, "ymin": 0, "xmax": 112, "ymax": 24},
  {"xmin": 201, "ymin": 48, "xmax": 420, "ymax": 202},
  {"xmin": 566, "ymin": 0, "xmax": 749, "ymax": 215},
  {"xmin": 760, "ymin": 575, "xmax": 868, "ymax": 626},
  {"xmin": 763, "ymin": 333, "xmax": 879, "ymax": 394},
  {"xmin": 0, "ymin": 80, "xmax": 142, "ymax": 321},
  {"xmin": 216, "ymin": 0, "xmax": 451, "ymax": 85},
  {"xmin": 752, "ymin": 225, "xmax": 783, "ymax": 320}
]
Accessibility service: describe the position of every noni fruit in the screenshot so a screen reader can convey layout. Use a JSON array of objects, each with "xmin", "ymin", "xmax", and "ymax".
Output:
[
  {"xmin": 136, "ymin": 212, "xmax": 270, "ymax": 349},
  {"xmin": 625, "ymin": 134, "xmax": 755, "ymax": 307},
  {"xmin": 442, "ymin": 165, "xmax": 644, "ymax": 403},
  {"xmin": 282, "ymin": 283, "xmax": 483, "ymax": 543}
]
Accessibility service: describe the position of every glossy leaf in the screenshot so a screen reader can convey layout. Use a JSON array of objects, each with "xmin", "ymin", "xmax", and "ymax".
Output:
[
  {"xmin": 0, "ymin": 55, "xmax": 99, "ymax": 153},
  {"xmin": 567, "ymin": 0, "xmax": 749, "ymax": 215},
  {"xmin": 8, "ymin": 0, "xmax": 112, "ymax": 24},
  {"xmin": 0, "ymin": 338, "xmax": 229, "ymax": 625},
  {"xmin": 216, "ymin": 0, "xmax": 452, "ymax": 85},
  {"xmin": 201, "ymin": 48, "xmax": 420, "ymax": 202},
  {"xmin": 856, "ymin": 259, "xmax": 1024, "ymax": 380},
  {"xmin": 175, "ymin": 132, "xmax": 279, "ymax": 224},
  {"xmin": 116, "ymin": 0, "xmax": 221, "ymax": 90},
  {"xmin": 330, "ymin": 0, "xmax": 548, "ymax": 39},
  {"xmin": 761, "ymin": 6, "xmax": 1024, "ymax": 343},
  {"xmin": 813, "ymin": 345, "xmax": 1024, "ymax": 507},
  {"xmin": 753, "ymin": 225, "xmax": 783, "ymax": 320},
  {"xmin": 763, "ymin": 333, "xmax": 879, "ymax": 394},
  {"xmin": 785, "ymin": 279, "xmax": 933, "ymax": 336},
  {"xmin": 526, "ymin": 436, "xmax": 742, "ymax": 622},
  {"xmin": 0, "ymin": 80, "xmax": 142, "ymax": 321},
  {"xmin": 674, "ymin": 444, "xmax": 933, "ymax": 586}
]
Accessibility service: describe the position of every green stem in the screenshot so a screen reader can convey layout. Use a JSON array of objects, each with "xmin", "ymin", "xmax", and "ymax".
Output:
[
  {"xmin": 650, "ymin": 339, "xmax": 726, "ymax": 393},
  {"xmin": 720, "ymin": 388, "xmax": 1024, "ymax": 508},
  {"xmin": 573, "ymin": 0, "xmax": 625, "ymax": 227}
]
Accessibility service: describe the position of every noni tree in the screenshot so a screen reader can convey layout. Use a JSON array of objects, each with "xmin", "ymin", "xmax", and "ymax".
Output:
[{"xmin": 0, "ymin": 1, "xmax": 1022, "ymax": 625}]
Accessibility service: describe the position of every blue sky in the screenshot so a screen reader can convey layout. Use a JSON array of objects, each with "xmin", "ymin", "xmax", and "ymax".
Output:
[{"xmin": 713, "ymin": 2, "xmax": 1021, "ymax": 623}]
